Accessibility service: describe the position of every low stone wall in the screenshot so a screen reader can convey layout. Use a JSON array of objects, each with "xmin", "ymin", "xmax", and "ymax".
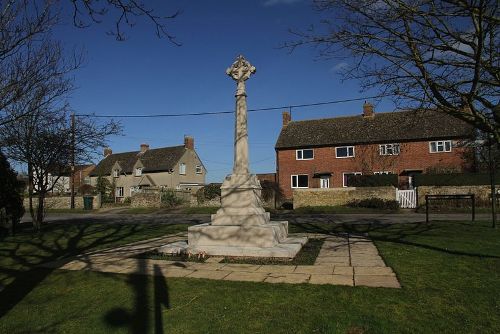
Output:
[
  {"xmin": 417, "ymin": 185, "xmax": 498, "ymax": 206},
  {"xmin": 23, "ymin": 194, "xmax": 101, "ymax": 210},
  {"xmin": 131, "ymin": 192, "xmax": 162, "ymax": 208},
  {"xmin": 293, "ymin": 187, "xmax": 396, "ymax": 208}
]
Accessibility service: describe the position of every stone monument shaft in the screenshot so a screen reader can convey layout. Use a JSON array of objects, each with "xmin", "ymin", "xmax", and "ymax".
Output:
[{"xmin": 226, "ymin": 55, "xmax": 256, "ymax": 175}]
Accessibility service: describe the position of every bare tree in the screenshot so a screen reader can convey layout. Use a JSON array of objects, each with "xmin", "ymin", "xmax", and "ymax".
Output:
[
  {"xmin": 0, "ymin": 0, "xmax": 179, "ymax": 125},
  {"xmin": 287, "ymin": 0, "xmax": 499, "ymax": 143}
]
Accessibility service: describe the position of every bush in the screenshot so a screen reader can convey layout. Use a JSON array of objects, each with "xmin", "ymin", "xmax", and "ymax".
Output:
[
  {"xmin": 347, "ymin": 174, "xmax": 398, "ymax": 187},
  {"xmin": 260, "ymin": 180, "xmax": 284, "ymax": 203},
  {"xmin": 196, "ymin": 183, "xmax": 221, "ymax": 203},
  {"xmin": 161, "ymin": 189, "xmax": 184, "ymax": 207},
  {"xmin": 123, "ymin": 197, "xmax": 131, "ymax": 205},
  {"xmin": 414, "ymin": 173, "xmax": 500, "ymax": 186},
  {"xmin": 0, "ymin": 152, "xmax": 24, "ymax": 231},
  {"xmin": 347, "ymin": 198, "xmax": 400, "ymax": 210}
]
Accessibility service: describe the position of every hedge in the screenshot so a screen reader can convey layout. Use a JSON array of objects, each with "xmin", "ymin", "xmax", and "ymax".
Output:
[
  {"xmin": 347, "ymin": 174, "xmax": 398, "ymax": 187},
  {"xmin": 414, "ymin": 173, "xmax": 500, "ymax": 186}
]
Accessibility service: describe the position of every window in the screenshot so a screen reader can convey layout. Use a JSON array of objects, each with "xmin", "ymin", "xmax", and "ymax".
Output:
[
  {"xmin": 379, "ymin": 143, "xmax": 400, "ymax": 155},
  {"xmin": 135, "ymin": 168, "xmax": 142, "ymax": 176},
  {"xmin": 336, "ymin": 146, "xmax": 355, "ymax": 158},
  {"xmin": 179, "ymin": 163, "xmax": 186, "ymax": 175},
  {"xmin": 113, "ymin": 169, "xmax": 118, "ymax": 178},
  {"xmin": 342, "ymin": 172, "xmax": 362, "ymax": 187},
  {"xmin": 115, "ymin": 187, "xmax": 124, "ymax": 198},
  {"xmin": 296, "ymin": 149, "xmax": 314, "ymax": 160},
  {"xmin": 291, "ymin": 174, "xmax": 309, "ymax": 188},
  {"xmin": 84, "ymin": 176, "xmax": 91, "ymax": 185},
  {"xmin": 195, "ymin": 165, "xmax": 203, "ymax": 174},
  {"xmin": 374, "ymin": 171, "xmax": 393, "ymax": 175},
  {"xmin": 429, "ymin": 140, "xmax": 452, "ymax": 153}
]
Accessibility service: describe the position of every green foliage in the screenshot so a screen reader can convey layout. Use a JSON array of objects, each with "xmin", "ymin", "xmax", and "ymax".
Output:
[
  {"xmin": 347, "ymin": 174, "xmax": 398, "ymax": 187},
  {"xmin": 0, "ymin": 152, "xmax": 24, "ymax": 225},
  {"xmin": 95, "ymin": 175, "xmax": 113, "ymax": 203},
  {"xmin": 260, "ymin": 180, "xmax": 284, "ymax": 203},
  {"xmin": 160, "ymin": 189, "xmax": 184, "ymax": 207},
  {"xmin": 414, "ymin": 173, "xmax": 500, "ymax": 186},
  {"xmin": 196, "ymin": 183, "xmax": 221, "ymax": 203},
  {"xmin": 347, "ymin": 198, "xmax": 400, "ymax": 210},
  {"xmin": 122, "ymin": 197, "xmax": 131, "ymax": 205}
]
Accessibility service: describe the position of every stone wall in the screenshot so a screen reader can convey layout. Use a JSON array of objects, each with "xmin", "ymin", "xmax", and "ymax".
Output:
[
  {"xmin": 23, "ymin": 194, "xmax": 101, "ymax": 210},
  {"xmin": 131, "ymin": 192, "xmax": 162, "ymax": 208},
  {"xmin": 293, "ymin": 187, "xmax": 396, "ymax": 208},
  {"xmin": 417, "ymin": 185, "xmax": 498, "ymax": 206}
]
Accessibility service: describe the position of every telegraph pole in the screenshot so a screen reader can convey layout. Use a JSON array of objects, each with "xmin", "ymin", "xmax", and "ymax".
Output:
[{"xmin": 70, "ymin": 113, "xmax": 76, "ymax": 209}]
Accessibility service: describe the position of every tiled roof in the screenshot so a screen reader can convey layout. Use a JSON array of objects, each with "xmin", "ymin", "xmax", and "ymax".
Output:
[
  {"xmin": 90, "ymin": 146, "xmax": 186, "ymax": 176},
  {"xmin": 275, "ymin": 110, "xmax": 474, "ymax": 149}
]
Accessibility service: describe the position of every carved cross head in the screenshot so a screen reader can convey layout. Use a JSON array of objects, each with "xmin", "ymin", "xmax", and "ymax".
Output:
[{"xmin": 226, "ymin": 55, "xmax": 256, "ymax": 82}]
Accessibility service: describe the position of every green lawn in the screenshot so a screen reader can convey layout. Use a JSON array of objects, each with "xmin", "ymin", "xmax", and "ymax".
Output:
[{"xmin": 0, "ymin": 220, "xmax": 499, "ymax": 333}]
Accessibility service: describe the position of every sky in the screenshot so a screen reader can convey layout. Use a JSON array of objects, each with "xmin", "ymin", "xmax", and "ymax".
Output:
[{"xmin": 53, "ymin": 0, "xmax": 397, "ymax": 183}]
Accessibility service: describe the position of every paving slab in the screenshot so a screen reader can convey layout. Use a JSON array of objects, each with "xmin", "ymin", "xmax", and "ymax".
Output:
[
  {"xmin": 355, "ymin": 275, "xmax": 401, "ymax": 288},
  {"xmin": 255, "ymin": 265, "xmax": 297, "ymax": 274},
  {"xmin": 186, "ymin": 270, "xmax": 232, "ymax": 280},
  {"xmin": 334, "ymin": 266, "xmax": 354, "ymax": 276},
  {"xmin": 221, "ymin": 264, "xmax": 262, "ymax": 272},
  {"xmin": 264, "ymin": 273, "xmax": 310, "ymax": 284},
  {"xmin": 354, "ymin": 266, "xmax": 395, "ymax": 276},
  {"xmin": 310, "ymin": 274, "xmax": 354, "ymax": 286},
  {"xmin": 223, "ymin": 271, "xmax": 268, "ymax": 282},
  {"xmin": 294, "ymin": 265, "xmax": 334, "ymax": 275}
]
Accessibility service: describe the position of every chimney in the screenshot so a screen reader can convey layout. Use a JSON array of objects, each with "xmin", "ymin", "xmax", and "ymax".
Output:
[
  {"xmin": 140, "ymin": 143, "xmax": 149, "ymax": 153},
  {"xmin": 103, "ymin": 147, "xmax": 112, "ymax": 157},
  {"xmin": 282, "ymin": 110, "xmax": 291, "ymax": 127},
  {"xmin": 184, "ymin": 136, "xmax": 194, "ymax": 150},
  {"xmin": 363, "ymin": 101, "xmax": 375, "ymax": 118}
]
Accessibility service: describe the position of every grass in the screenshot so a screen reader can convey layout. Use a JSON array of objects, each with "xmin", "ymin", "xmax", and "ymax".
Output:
[
  {"xmin": 180, "ymin": 206, "xmax": 219, "ymax": 214},
  {"xmin": 0, "ymin": 219, "xmax": 499, "ymax": 333},
  {"xmin": 137, "ymin": 251, "xmax": 207, "ymax": 263},
  {"xmin": 220, "ymin": 238, "xmax": 324, "ymax": 265}
]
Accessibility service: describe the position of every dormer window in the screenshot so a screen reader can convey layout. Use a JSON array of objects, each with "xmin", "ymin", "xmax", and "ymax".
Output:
[
  {"xmin": 179, "ymin": 163, "xmax": 186, "ymax": 175},
  {"xmin": 113, "ymin": 169, "xmax": 118, "ymax": 178},
  {"xmin": 135, "ymin": 168, "xmax": 142, "ymax": 176}
]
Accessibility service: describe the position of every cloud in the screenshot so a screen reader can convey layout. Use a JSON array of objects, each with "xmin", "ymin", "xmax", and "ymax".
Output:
[
  {"xmin": 331, "ymin": 62, "xmax": 349, "ymax": 72},
  {"xmin": 263, "ymin": 0, "xmax": 302, "ymax": 7}
]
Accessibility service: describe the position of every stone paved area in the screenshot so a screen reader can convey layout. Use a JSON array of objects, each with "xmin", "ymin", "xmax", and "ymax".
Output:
[{"xmin": 40, "ymin": 233, "xmax": 400, "ymax": 288}]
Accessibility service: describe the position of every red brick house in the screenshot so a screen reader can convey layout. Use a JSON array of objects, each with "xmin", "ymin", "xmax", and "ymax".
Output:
[{"xmin": 275, "ymin": 103, "xmax": 474, "ymax": 199}]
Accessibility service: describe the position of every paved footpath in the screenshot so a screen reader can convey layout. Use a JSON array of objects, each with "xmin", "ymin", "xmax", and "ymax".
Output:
[{"xmin": 41, "ymin": 233, "xmax": 400, "ymax": 288}]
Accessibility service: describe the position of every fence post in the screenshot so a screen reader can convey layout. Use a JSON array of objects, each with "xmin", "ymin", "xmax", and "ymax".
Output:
[
  {"xmin": 471, "ymin": 194, "xmax": 475, "ymax": 222},
  {"xmin": 425, "ymin": 195, "xmax": 429, "ymax": 223}
]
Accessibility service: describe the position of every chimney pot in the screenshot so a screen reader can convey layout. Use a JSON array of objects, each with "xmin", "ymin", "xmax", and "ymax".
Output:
[
  {"xmin": 282, "ymin": 110, "xmax": 291, "ymax": 127},
  {"xmin": 140, "ymin": 144, "xmax": 149, "ymax": 153},
  {"xmin": 184, "ymin": 136, "xmax": 194, "ymax": 150},
  {"xmin": 104, "ymin": 147, "xmax": 112, "ymax": 157},
  {"xmin": 363, "ymin": 101, "xmax": 375, "ymax": 118}
]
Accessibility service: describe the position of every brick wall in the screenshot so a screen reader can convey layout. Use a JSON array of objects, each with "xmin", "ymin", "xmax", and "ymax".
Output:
[
  {"xmin": 418, "ymin": 185, "xmax": 498, "ymax": 207},
  {"xmin": 277, "ymin": 141, "xmax": 469, "ymax": 199},
  {"xmin": 293, "ymin": 187, "xmax": 396, "ymax": 208}
]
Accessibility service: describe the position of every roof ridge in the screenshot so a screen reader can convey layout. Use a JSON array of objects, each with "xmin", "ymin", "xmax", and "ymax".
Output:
[{"xmin": 288, "ymin": 109, "xmax": 429, "ymax": 124}]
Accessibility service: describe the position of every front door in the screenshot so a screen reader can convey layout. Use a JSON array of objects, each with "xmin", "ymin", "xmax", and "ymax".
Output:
[{"xmin": 320, "ymin": 176, "xmax": 330, "ymax": 188}]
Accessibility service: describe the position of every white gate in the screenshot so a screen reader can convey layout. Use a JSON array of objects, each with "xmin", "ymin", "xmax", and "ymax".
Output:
[{"xmin": 396, "ymin": 189, "xmax": 417, "ymax": 208}]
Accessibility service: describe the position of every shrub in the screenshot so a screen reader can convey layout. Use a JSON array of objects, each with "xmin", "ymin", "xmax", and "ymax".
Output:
[
  {"xmin": 123, "ymin": 197, "xmax": 131, "ymax": 205},
  {"xmin": 260, "ymin": 180, "xmax": 284, "ymax": 203},
  {"xmin": 196, "ymin": 183, "xmax": 221, "ymax": 203},
  {"xmin": 161, "ymin": 189, "xmax": 184, "ymax": 207},
  {"xmin": 347, "ymin": 174, "xmax": 398, "ymax": 187},
  {"xmin": 347, "ymin": 198, "xmax": 400, "ymax": 210},
  {"xmin": 0, "ymin": 152, "xmax": 24, "ymax": 231},
  {"xmin": 414, "ymin": 173, "xmax": 500, "ymax": 186}
]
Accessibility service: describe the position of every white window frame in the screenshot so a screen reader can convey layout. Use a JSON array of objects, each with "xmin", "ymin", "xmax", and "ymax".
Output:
[
  {"xmin": 179, "ymin": 163, "xmax": 186, "ymax": 175},
  {"xmin": 135, "ymin": 167, "xmax": 142, "ymax": 176},
  {"xmin": 113, "ymin": 169, "xmax": 119, "ymax": 178},
  {"xmin": 379, "ymin": 143, "xmax": 400, "ymax": 156},
  {"xmin": 115, "ymin": 187, "xmax": 124, "ymax": 198},
  {"xmin": 429, "ymin": 140, "xmax": 452, "ymax": 153},
  {"xmin": 335, "ymin": 146, "xmax": 355, "ymax": 158},
  {"xmin": 291, "ymin": 174, "xmax": 309, "ymax": 189},
  {"xmin": 296, "ymin": 149, "xmax": 314, "ymax": 160},
  {"xmin": 374, "ymin": 171, "xmax": 393, "ymax": 175},
  {"xmin": 195, "ymin": 165, "xmax": 203, "ymax": 174},
  {"xmin": 342, "ymin": 172, "xmax": 362, "ymax": 187}
]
